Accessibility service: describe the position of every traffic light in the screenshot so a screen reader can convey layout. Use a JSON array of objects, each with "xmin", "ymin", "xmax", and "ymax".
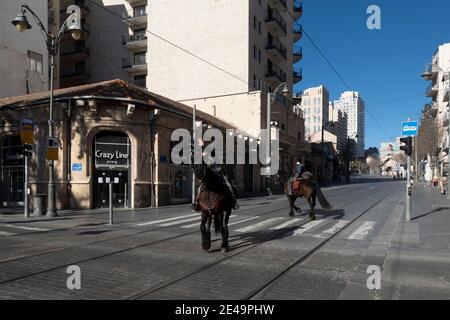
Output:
[
  {"xmin": 22, "ymin": 144, "xmax": 33, "ymax": 158},
  {"xmin": 400, "ymin": 137, "xmax": 413, "ymax": 156}
]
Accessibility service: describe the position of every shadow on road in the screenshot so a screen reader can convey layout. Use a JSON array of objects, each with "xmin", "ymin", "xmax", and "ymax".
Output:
[{"xmin": 412, "ymin": 207, "xmax": 450, "ymax": 221}]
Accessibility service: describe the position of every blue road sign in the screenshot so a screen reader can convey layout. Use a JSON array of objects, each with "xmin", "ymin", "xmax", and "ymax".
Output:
[
  {"xmin": 402, "ymin": 121, "xmax": 418, "ymax": 136},
  {"xmin": 72, "ymin": 163, "xmax": 82, "ymax": 172}
]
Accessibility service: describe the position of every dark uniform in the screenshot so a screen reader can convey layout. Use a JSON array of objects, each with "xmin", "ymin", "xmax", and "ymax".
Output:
[{"xmin": 191, "ymin": 141, "xmax": 239, "ymax": 211}]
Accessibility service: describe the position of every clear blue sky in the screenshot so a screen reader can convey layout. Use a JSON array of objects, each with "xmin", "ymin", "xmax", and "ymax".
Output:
[{"xmin": 294, "ymin": 0, "xmax": 450, "ymax": 148}]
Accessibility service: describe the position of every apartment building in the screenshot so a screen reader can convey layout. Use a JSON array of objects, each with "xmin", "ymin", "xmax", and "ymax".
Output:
[
  {"xmin": 0, "ymin": 0, "xmax": 49, "ymax": 98},
  {"xmin": 329, "ymin": 101, "xmax": 348, "ymax": 155},
  {"xmin": 333, "ymin": 91, "xmax": 366, "ymax": 158},
  {"xmin": 421, "ymin": 43, "xmax": 450, "ymax": 164},
  {"xmin": 300, "ymin": 85, "xmax": 330, "ymax": 140}
]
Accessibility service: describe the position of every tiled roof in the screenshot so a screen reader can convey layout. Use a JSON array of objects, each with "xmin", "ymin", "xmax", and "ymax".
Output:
[{"xmin": 0, "ymin": 79, "xmax": 234, "ymax": 129}]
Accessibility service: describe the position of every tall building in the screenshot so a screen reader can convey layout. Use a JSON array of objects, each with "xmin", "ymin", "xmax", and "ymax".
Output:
[
  {"xmin": 329, "ymin": 101, "xmax": 348, "ymax": 155},
  {"xmin": 0, "ymin": 0, "xmax": 49, "ymax": 98},
  {"xmin": 300, "ymin": 85, "xmax": 330, "ymax": 140},
  {"xmin": 421, "ymin": 43, "xmax": 450, "ymax": 164},
  {"xmin": 333, "ymin": 91, "xmax": 366, "ymax": 158}
]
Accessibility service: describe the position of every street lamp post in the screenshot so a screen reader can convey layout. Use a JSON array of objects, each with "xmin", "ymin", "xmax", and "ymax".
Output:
[
  {"xmin": 265, "ymin": 82, "xmax": 289, "ymax": 174},
  {"xmin": 12, "ymin": 5, "xmax": 82, "ymax": 217}
]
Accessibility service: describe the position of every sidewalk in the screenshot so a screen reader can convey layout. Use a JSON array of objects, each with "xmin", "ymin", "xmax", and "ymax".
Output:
[{"xmin": 381, "ymin": 182, "xmax": 450, "ymax": 299}]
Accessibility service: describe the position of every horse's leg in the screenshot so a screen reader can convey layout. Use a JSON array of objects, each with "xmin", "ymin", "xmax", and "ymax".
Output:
[
  {"xmin": 221, "ymin": 208, "xmax": 231, "ymax": 252},
  {"xmin": 205, "ymin": 214, "xmax": 212, "ymax": 251},
  {"xmin": 200, "ymin": 212, "xmax": 208, "ymax": 251},
  {"xmin": 288, "ymin": 196, "xmax": 295, "ymax": 217},
  {"xmin": 308, "ymin": 192, "xmax": 316, "ymax": 220}
]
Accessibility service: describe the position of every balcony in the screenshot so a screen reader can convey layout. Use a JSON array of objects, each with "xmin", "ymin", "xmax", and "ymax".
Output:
[
  {"xmin": 123, "ymin": 33, "xmax": 148, "ymax": 50},
  {"xmin": 426, "ymin": 82, "xmax": 438, "ymax": 97},
  {"xmin": 123, "ymin": 56, "xmax": 147, "ymax": 73},
  {"xmin": 125, "ymin": 0, "xmax": 147, "ymax": 4},
  {"xmin": 60, "ymin": 47, "xmax": 89, "ymax": 64},
  {"xmin": 293, "ymin": 47, "xmax": 303, "ymax": 63},
  {"xmin": 265, "ymin": 65, "xmax": 286, "ymax": 88},
  {"xmin": 293, "ymin": 68, "xmax": 303, "ymax": 84},
  {"xmin": 293, "ymin": 0, "xmax": 303, "ymax": 20},
  {"xmin": 422, "ymin": 63, "xmax": 439, "ymax": 81},
  {"xmin": 267, "ymin": 0, "xmax": 287, "ymax": 11},
  {"xmin": 266, "ymin": 38, "xmax": 287, "ymax": 63},
  {"xmin": 293, "ymin": 24, "xmax": 303, "ymax": 42},
  {"xmin": 123, "ymin": 11, "xmax": 147, "ymax": 29},
  {"xmin": 265, "ymin": 8, "xmax": 287, "ymax": 37},
  {"xmin": 424, "ymin": 103, "xmax": 438, "ymax": 118},
  {"xmin": 444, "ymin": 81, "xmax": 449, "ymax": 102}
]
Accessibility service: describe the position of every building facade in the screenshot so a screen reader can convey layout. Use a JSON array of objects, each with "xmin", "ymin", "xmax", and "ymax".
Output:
[
  {"xmin": 421, "ymin": 43, "xmax": 450, "ymax": 169},
  {"xmin": 328, "ymin": 101, "xmax": 348, "ymax": 155},
  {"xmin": 300, "ymin": 85, "xmax": 330, "ymax": 140},
  {"xmin": 0, "ymin": 0, "xmax": 49, "ymax": 99},
  {"xmin": 0, "ymin": 80, "xmax": 259, "ymax": 209},
  {"xmin": 333, "ymin": 91, "xmax": 366, "ymax": 158}
]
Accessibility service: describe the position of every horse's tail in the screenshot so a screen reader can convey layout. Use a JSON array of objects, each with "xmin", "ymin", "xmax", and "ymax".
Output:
[{"xmin": 314, "ymin": 185, "xmax": 332, "ymax": 210}]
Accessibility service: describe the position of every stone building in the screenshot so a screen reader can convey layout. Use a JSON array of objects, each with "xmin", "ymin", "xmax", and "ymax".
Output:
[{"xmin": 0, "ymin": 79, "xmax": 262, "ymax": 210}]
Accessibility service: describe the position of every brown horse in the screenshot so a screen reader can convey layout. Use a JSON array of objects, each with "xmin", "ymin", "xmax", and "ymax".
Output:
[
  {"xmin": 274, "ymin": 170, "xmax": 332, "ymax": 220},
  {"xmin": 194, "ymin": 165, "xmax": 234, "ymax": 253}
]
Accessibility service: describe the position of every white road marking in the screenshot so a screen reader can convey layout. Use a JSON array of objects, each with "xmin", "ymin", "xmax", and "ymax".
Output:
[
  {"xmin": 136, "ymin": 213, "xmax": 199, "ymax": 226},
  {"xmin": 0, "ymin": 231, "xmax": 17, "ymax": 236},
  {"xmin": 348, "ymin": 221, "xmax": 376, "ymax": 240},
  {"xmin": 312, "ymin": 220, "xmax": 349, "ymax": 238},
  {"xmin": 159, "ymin": 216, "xmax": 201, "ymax": 227},
  {"xmin": 3, "ymin": 224, "xmax": 49, "ymax": 232},
  {"xmin": 271, "ymin": 218, "xmax": 303, "ymax": 230},
  {"xmin": 180, "ymin": 215, "xmax": 239, "ymax": 228},
  {"xmin": 235, "ymin": 217, "xmax": 285, "ymax": 233},
  {"xmin": 227, "ymin": 216, "xmax": 260, "ymax": 227},
  {"xmin": 293, "ymin": 220, "xmax": 325, "ymax": 236}
]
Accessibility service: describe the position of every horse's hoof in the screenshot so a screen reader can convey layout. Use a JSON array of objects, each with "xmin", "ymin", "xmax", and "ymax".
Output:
[
  {"xmin": 289, "ymin": 212, "xmax": 295, "ymax": 217},
  {"xmin": 221, "ymin": 247, "xmax": 229, "ymax": 253},
  {"xmin": 309, "ymin": 215, "xmax": 316, "ymax": 221},
  {"xmin": 202, "ymin": 244, "xmax": 211, "ymax": 251}
]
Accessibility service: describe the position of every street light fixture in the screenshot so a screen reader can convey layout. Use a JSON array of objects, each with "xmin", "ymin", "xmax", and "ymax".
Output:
[
  {"xmin": 12, "ymin": 4, "xmax": 83, "ymax": 217},
  {"xmin": 265, "ymin": 82, "xmax": 289, "ymax": 174}
]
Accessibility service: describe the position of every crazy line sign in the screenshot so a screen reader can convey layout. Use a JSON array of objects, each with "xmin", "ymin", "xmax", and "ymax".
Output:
[{"xmin": 401, "ymin": 121, "xmax": 418, "ymax": 136}]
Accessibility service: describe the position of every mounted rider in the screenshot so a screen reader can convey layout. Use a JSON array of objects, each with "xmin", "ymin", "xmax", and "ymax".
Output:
[
  {"xmin": 287, "ymin": 159, "xmax": 308, "ymax": 196},
  {"xmin": 191, "ymin": 138, "xmax": 240, "ymax": 211}
]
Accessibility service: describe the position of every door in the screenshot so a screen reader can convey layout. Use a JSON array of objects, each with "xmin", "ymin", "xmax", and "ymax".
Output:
[{"xmin": 94, "ymin": 170, "xmax": 129, "ymax": 208}]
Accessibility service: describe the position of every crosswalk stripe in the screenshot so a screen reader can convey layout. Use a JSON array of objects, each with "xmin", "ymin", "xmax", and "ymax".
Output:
[
  {"xmin": 0, "ymin": 231, "xmax": 17, "ymax": 236},
  {"xmin": 348, "ymin": 221, "xmax": 376, "ymax": 240},
  {"xmin": 3, "ymin": 224, "xmax": 49, "ymax": 232},
  {"xmin": 293, "ymin": 220, "xmax": 324, "ymax": 236},
  {"xmin": 312, "ymin": 220, "xmax": 349, "ymax": 238},
  {"xmin": 227, "ymin": 216, "xmax": 260, "ymax": 227},
  {"xmin": 159, "ymin": 216, "xmax": 201, "ymax": 227},
  {"xmin": 136, "ymin": 213, "xmax": 199, "ymax": 226},
  {"xmin": 271, "ymin": 218, "xmax": 303, "ymax": 230},
  {"xmin": 181, "ymin": 215, "xmax": 240, "ymax": 228},
  {"xmin": 235, "ymin": 217, "xmax": 285, "ymax": 233}
]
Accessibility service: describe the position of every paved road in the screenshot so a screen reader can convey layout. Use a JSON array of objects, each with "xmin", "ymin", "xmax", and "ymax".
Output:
[{"xmin": 0, "ymin": 177, "xmax": 448, "ymax": 300}]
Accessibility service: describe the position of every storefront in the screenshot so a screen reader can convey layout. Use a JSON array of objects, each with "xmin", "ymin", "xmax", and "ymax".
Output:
[
  {"xmin": 0, "ymin": 79, "xmax": 238, "ymax": 210},
  {"xmin": 0, "ymin": 135, "xmax": 25, "ymax": 207}
]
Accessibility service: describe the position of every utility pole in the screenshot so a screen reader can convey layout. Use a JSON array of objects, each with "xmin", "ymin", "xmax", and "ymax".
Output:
[{"xmin": 192, "ymin": 104, "xmax": 196, "ymax": 204}]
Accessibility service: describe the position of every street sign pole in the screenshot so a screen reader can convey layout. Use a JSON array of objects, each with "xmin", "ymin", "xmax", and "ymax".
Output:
[
  {"xmin": 109, "ymin": 182, "xmax": 113, "ymax": 225},
  {"xmin": 406, "ymin": 155, "xmax": 412, "ymax": 222},
  {"xmin": 24, "ymin": 154, "xmax": 29, "ymax": 218}
]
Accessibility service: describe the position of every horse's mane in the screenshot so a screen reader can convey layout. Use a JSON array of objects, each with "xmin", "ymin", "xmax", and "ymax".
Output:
[{"xmin": 194, "ymin": 164, "xmax": 226, "ymax": 194}]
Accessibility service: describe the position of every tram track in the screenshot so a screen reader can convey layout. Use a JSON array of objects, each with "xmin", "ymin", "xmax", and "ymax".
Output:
[
  {"xmin": 0, "ymin": 183, "xmax": 361, "ymax": 265},
  {"xmin": 0, "ymin": 182, "xmax": 398, "ymax": 295},
  {"xmin": 125, "ymin": 183, "xmax": 399, "ymax": 300}
]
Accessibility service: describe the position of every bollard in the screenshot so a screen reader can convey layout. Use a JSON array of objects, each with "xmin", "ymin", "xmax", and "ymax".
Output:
[{"xmin": 109, "ymin": 183, "xmax": 113, "ymax": 225}]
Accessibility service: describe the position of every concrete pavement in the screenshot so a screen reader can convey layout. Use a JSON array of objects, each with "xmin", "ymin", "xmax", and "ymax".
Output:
[{"xmin": 0, "ymin": 177, "xmax": 448, "ymax": 300}]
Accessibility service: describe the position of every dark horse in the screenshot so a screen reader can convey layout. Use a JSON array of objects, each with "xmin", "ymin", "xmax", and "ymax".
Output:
[
  {"xmin": 274, "ymin": 170, "xmax": 332, "ymax": 220},
  {"xmin": 194, "ymin": 165, "xmax": 234, "ymax": 253}
]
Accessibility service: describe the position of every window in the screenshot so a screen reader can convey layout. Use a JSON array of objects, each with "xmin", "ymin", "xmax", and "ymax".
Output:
[
  {"xmin": 28, "ymin": 51, "xmax": 43, "ymax": 75},
  {"xmin": 134, "ymin": 75, "xmax": 146, "ymax": 88},
  {"xmin": 133, "ymin": 5, "xmax": 146, "ymax": 17},
  {"xmin": 258, "ymin": 21, "xmax": 261, "ymax": 34},
  {"xmin": 258, "ymin": 49, "xmax": 261, "ymax": 63},
  {"xmin": 253, "ymin": 45, "xmax": 257, "ymax": 60},
  {"xmin": 253, "ymin": 16, "xmax": 257, "ymax": 29},
  {"xmin": 134, "ymin": 51, "xmax": 146, "ymax": 65}
]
